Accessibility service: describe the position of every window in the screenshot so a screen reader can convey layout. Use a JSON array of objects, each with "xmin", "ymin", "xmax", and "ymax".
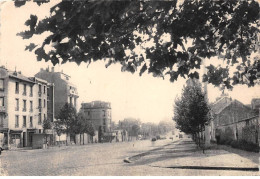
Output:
[
  {"xmin": 15, "ymin": 98, "xmax": 19, "ymax": 111},
  {"xmin": 43, "ymin": 86, "xmax": 46, "ymax": 94},
  {"xmin": 70, "ymin": 97, "xmax": 72, "ymax": 104},
  {"xmin": 30, "ymin": 101, "xmax": 33, "ymax": 112},
  {"xmin": 0, "ymin": 97, "xmax": 4, "ymax": 106},
  {"xmin": 23, "ymin": 84, "xmax": 27, "ymax": 95},
  {"xmin": 15, "ymin": 82, "xmax": 19, "ymax": 94},
  {"xmin": 44, "ymin": 114, "xmax": 46, "ymax": 121},
  {"xmin": 38, "ymin": 99, "xmax": 42, "ymax": 108},
  {"xmin": 23, "ymin": 116, "xmax": 26, "ymax": 127},
  {"xmin": 30, "ymin": 116, "xmax": 33, "ymax": 127},
  {"xmin": 103, "ymin": 110, "xmax": 106, "ymax": 117},
  {"xmin": 0, "ymin": 114, "xmax": 4, "ymax": 127},
  {"xmin": 44, "ymin": 99, "xmax": 46, "ymax": 108},
  {"xmin": 88, "ymin": 111, "xmax": 90, "ymax": 116},
  {"xmin": 0, "ymin": 79, "xmax": 4, "ymax": 91},
  {"xmin": 23, "ymin": 100, "xmax": 26, "ymax": 112},
  {"xmin": 38, "ymin": 113, "xmax": 42, "ymax": 124},
  {"xmin": 15, "ymin": 115, "xmax": 19, "ymax": 128},
  {"xmin": 39, "ymin": 84, "xmax": 42, "ymax": 94},
  {"xmin": 30, "ymin": 86, "xmax": 33, "ymax": 96}
]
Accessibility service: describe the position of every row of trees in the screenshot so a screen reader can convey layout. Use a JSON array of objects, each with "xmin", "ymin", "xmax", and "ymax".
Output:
[
  {"xmin": 173, "ymin": 79, "xmax": 210, "ymax": 146},
  {"xmin": 116, "ymin": 118, "xmax": 175, "ymax": 138},
  {"xmin": 43, "ymin": 103, "xmax": 95, "ymax": 144}
]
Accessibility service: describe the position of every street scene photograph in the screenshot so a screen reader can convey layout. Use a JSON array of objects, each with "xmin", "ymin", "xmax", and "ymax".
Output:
[{"xmin": 0, "ymin": 0, "xmax": 259, "ymax": 176}]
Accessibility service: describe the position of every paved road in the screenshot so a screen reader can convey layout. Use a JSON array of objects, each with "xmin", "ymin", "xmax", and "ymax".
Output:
[
  {"xmin": 0, "ymin": 139, "xmax": 177, "ymax": 176},
  {"xmin": 0, "ymin": 138, "xmax": 258, "ymax": 176}
]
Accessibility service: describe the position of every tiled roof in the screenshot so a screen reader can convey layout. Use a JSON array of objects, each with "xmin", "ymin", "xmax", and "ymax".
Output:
[
  {"xmin": 8, "ymin": 71, "xmax": 35, "ymax": 84},
  {"xmin": 210, "ymin": 97, "xmax": 232, "ymax": 114}
]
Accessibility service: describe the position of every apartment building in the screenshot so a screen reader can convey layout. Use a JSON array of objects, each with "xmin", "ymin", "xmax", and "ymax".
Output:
[
  {"xmin": 0, "ymin": 66, "xmax": 54, "ymax": 149},
  {"xmin": 35, "ymin": 67, "xmax": 79, "ymax": 115},
  {"xmin": 80, "ymin": 101, "xmax": 112, "ymax": 132}
]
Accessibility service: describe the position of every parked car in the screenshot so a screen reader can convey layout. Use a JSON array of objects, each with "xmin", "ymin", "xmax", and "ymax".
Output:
[{"xmin": 151, "ymin": 137, "xmax": 157, "ymax": 141}]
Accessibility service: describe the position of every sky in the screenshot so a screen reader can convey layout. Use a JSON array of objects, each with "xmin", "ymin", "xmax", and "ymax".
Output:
[{"xmin": 0, "ymin": 1, "xmax": 259, "ymax": 124}]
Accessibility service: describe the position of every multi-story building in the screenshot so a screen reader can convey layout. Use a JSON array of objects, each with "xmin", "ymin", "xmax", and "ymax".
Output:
[
  {"xmin": 80, "ymin": 101, "xmax": 112, "ymax": 132},
  {"xmin": 0, "ymin": 66, "xmax": 54, "ymax": 149},
  {"xmin": 35, "ymin": 67, "xmax": 78, "ymax": 116}
]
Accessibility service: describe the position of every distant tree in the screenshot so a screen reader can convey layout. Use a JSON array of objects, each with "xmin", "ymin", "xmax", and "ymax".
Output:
[
  {"xmin": 132, "ymin": 124, "xmax": 140, "ymax": 137},
  {"xmin": 53, "ymin": 120, "xmax": 63, "ymax": 147},
  {"xmin": 158, "ymin": 120, "xmax": 175, "ymax": 135},
  {"xmin": 76, "ymin": 114, "xmax": 95, "ymax": 137},
  {"xmin": 55, "ymin": 103, "xmax": 77, "ymax": 144},
  {"xmin": 16, "ymin": 0, "xmax": 259, "ymax": 89},
  {"xmin": 42, "ymin": 118, "xmax": 52, "ymax": 132},
  {"xmin": 173, "ymin": 79, "xmax": 210, "ymax": 146}
]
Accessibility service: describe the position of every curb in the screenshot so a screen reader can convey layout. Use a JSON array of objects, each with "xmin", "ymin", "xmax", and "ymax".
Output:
[{"xmin": 123, "ymin": 157, "xmax": 132, "ymax": 163}]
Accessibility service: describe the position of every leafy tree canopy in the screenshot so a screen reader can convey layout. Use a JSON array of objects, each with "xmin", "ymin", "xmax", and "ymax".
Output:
[
  {"xmin": 56, "ymin": 103, "xmax": 77, "ymax": 134},
  {"xmin": 16, "ymin": 0, "xmax": 260, "ymax": 89},
  {"xmin": 42, "ymin": 118, "xmax": 52, "ymax": 130},
  {"xmin": 173, "ymin": 79, "xmax": 210, "ymax": 135},
  {"xmin": 76, "ymin": 113, "xmax": 95, "ymax": 136}
]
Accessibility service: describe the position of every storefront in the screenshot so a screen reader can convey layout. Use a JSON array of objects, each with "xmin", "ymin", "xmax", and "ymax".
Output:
[{"xmin": 9, "ymin": 130, "xmax": 23, "ymax": 148}]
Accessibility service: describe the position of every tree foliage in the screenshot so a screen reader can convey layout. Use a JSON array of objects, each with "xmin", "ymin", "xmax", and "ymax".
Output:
[
  {"xmin": 76, "ymin": 114, "xmax": 95, "ymax": 136},
  {"xmin": 55, "ymin": 103, "xmax": 77, "ymax": 134},
  {"xmin": 173, "ymin": 79, "xmax": 210, "ymax": 135},
  {"xmin": 16, "ymin": 0, "xmax": 259, "ymax": 89},
  {"xmin": 42, "ymin": 118, "xmax": 52, "ymax": 131}
]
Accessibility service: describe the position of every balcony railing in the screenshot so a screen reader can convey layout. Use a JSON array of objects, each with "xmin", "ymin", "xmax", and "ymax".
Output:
[
  {"xmin": 38, "ymin": 92, "xmax": 42, "ymax": 97},
  {"xmin": 29, "ymin": 93, "xmax": 33, "ymax": 97},
  {"xmin": 15, "ymin": 107, "xmax": 19, "ymax": 111},
  {"xmin": 23, "ymin": 124, "xmax": 26, "ymax": 128},
  {"xmin": 15, "ymin": 124, "xmax": 19, "ymax": 128},
  {"xmin": 22, "ymin": 92, "xmax": 27, "ymax": 96},
  {"xmin": 15, "ymin": 90, "xmax": 19, "ymax": 94},
  {"xmin": 29, "ymin": 109, "xmax": 33, "ymax": 113},
  {"xmin": 22, "ymin": 108, "xmax": 27, "ymax": 112},
  {"xmin": 30, "ymin": 123, "xmax": 33, "ymax": 128}
]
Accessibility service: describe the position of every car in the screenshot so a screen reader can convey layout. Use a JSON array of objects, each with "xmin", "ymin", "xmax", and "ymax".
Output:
[{"xmin": 151, "ymin": 137, "xmax": 157, "ymax": 141}]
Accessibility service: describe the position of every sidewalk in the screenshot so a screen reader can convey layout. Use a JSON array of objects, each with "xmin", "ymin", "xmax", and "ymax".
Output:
[{"xmin": 127, "ymin": 138, "xmax": 259, "ymax": 172}]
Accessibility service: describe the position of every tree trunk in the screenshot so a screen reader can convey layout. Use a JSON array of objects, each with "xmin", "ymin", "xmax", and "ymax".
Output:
[{"xmin": 83, "ymin": 133, "xmax": 84, "ymax": 145}]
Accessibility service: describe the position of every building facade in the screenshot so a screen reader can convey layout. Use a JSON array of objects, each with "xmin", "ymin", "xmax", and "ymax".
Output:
[
  {"xmin": 0, "ymin": 66, "xmax": 54, "ymax": 149},
  {"xmin": 35, "ymin": 67, "xmax": 79, "ymax": 115},
  {"xmin": 80, "ymin": 101, "xmax": 112, "ymax": 132},
  {"xmin": 210, "ymin": 95, "xmax": 259, "ymax": 144}
]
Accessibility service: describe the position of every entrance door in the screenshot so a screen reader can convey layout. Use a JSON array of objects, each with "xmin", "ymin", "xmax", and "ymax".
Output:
[
  {"xmin": 23, "ymin": 132, "xmax": 26, "ymax": 147},
  {"xmin": 28, "ymin": 132, "xmax": 34, "ymax": 147}
]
